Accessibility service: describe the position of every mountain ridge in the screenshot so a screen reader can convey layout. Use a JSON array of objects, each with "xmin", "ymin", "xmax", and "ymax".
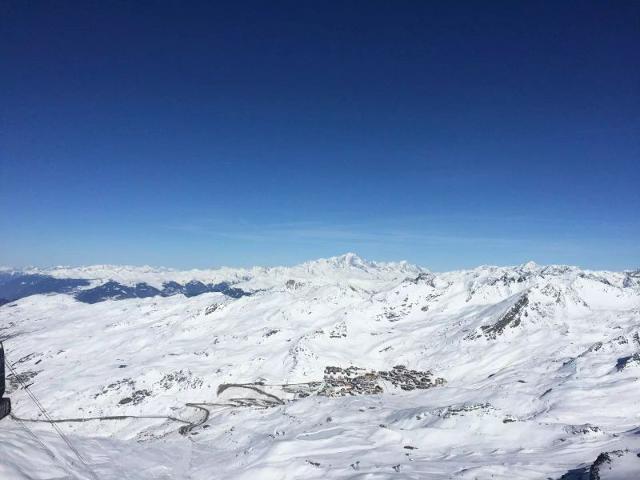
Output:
[{"xmin": 1, "ymin": 254, "xmax": 639, "ymax": 479}]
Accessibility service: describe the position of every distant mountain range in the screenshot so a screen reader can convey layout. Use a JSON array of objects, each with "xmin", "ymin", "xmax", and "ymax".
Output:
[{"xmin": 2, "ymin": 254, "xmax": 637, "ymax": 305}]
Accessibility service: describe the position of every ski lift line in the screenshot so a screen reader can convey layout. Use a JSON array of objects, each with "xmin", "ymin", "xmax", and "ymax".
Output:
[
  {"xmin": 11, "ymin": 415, "xmax": 80, "ymax": 480},
  {"xmin": 5, "ymin": 359, "xmax": 97, "ymax": 478},
  {"xmin": 13, "ymin": 414, "xmax": 59, "ymax": 460},
  {"xmin": 10, "ymin": 412, "xmax": 136, "ymax": 480},
  {"xmin": 6, "ymin": 361, "xmax": 99, "ymax": 480},
  {"xmin": 4, "ymin": 358, "xmax": 100, "ymax": 480},
  {"xmin": 5, "ymin": 362, "xmax": 87, "ymax": 454}
]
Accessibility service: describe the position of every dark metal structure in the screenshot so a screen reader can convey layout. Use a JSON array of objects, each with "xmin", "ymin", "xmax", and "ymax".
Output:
[{"xmin": 0, "ymin": 342, "xmax": 11, "ymax": 420}]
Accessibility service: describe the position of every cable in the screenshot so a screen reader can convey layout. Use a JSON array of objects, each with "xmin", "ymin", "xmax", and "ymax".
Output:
[
  {"xmin": 5, "ymin": 359, "xmax": 100, "ymax": 480},
  {"xmin": 13, "ymin": 414, "xmax": 58, "ymax": 460}
]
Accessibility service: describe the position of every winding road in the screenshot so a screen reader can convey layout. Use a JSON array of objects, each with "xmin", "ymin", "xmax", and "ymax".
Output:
[{"xmin": 10, "ymin": 383, "xmax": 287, "ymax": 436}]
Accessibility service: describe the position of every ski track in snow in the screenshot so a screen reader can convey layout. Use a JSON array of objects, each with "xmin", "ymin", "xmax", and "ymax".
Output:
[{"xmin": 1, "ymin": 254, "xmax": 639, "ymax": 479}]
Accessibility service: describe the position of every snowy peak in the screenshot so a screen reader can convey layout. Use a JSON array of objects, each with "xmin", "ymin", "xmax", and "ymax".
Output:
[
  {"xmin": 1, "ymin": 256, "xmax": 636, "ymax": 308},
  {"xmin": 298, "ymin": 253, "xmax": 421, "ymax": 277},
  {"xmin": 327, "ymin": 252, "xmax": 370, "ymax": 269},
  {"xmin": 301, "ymin": 252, "xmax": 372, "ymax": 271}
]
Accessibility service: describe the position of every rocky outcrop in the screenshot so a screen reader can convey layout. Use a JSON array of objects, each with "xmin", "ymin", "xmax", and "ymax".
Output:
[
  {"xmin": 615, "ymin": 353, "xmax": 640, "ymax": 371},
  {"xmin": 432, "ymin": 402, "xmax": 494, "ymax": 418},
  {"xmin": 589, "ymin": 450, "xmax": 629, "ymax": 480},
  {"xmin": 404, "ymin": 272, "xmax": 435, "ymax": 287},
  {"xmin": 468, "ymin": 294, "xmax": 529, "ymax": 340},
  {"xmin": 557, "ymin": 449, "xmax": 637, "ymax": 480}
]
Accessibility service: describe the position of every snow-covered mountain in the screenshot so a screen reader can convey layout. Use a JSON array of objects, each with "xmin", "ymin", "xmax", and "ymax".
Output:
[{"xmin": 1, "ymin": 254, "xmax": 639, "ymax": 479}]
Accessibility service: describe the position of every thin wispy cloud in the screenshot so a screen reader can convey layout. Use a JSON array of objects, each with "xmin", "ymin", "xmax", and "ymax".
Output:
[{"xmin": 163, "ymin": 216, "xmax": 577, "ymax": 250}]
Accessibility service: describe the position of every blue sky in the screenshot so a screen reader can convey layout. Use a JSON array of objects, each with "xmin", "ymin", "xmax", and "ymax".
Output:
[{"xmin": 1, "ymin": 1, "xmax": 638, "ymax": 270}]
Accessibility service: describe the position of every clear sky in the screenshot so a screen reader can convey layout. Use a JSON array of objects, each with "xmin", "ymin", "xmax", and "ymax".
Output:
[{"xmin": 1, "ymin": 1, "xmax": 638, "ymax": 270}]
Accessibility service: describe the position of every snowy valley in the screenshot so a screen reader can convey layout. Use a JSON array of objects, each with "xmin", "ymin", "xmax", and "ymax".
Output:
[{"xmin": 0, "ymin": 254, "xmax": 639, "ymax": 479}]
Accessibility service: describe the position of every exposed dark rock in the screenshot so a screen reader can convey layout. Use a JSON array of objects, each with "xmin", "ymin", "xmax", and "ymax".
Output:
[
  {"xmin": 469, "ymin": 294, "xmax": 529, "ymax": 340},
  {"xmin": 614, "ymin": 335, "xmax": 628, "ymax": 345},
  {"xmin": 118, "ymin": 389, "xmax": 151, "ymax": 406},
  {"xmin": 405, "ymin": 272, "xmax": 435, "ymax": 286},
  {"xmin": 204, "ymin": 304, "xmax": 220, "ymax": 315},
  {"xmin": 129, "ymin": 389, "xmax": 151, "ymax": 405},
  {"xmin": 564, "ymin": 424, "xmax": 601, "ymax": 435},
  {"xmin": 94, "ymin": 378, "xmax": 135, "ymax": 399},
  {"xmin": 623, "ymin": 270, "xmax": 640, "ymax": 288},
  {"xmin": 433, "ymin": 403, "xmax": 493, "ymax": 418},
  {"xmin": 577, "ymin": 272, "xmax": 614, "ymax": 287},
  {"xmin": 328, "ymin": 321, "xmax": 347, "ymax": 338},
  {"xmin": 6, "ymin": 369, "xmax": 40, "ymax": 393},
  {"xmin": 14, "ymin": 352, "xmax": 42, "ymax": 365},
  {"xmin": 486, "ymin": 271, "xmax": 532, "ymax": 287},
  {"xmin": 559, "ymin": 450, "xmax": 630, "ymax": 480},
  {"xmin": 377, "ymin": 305, "xmax": 409, "ymax": 323},
  {"xmin": 159, "ymin": 370, "xmax": 203, "ymax": 390},
  {"xmin": 285, "ymin": 279, "xmax": 304, "ymax": 289},
  {"xmin": 586, "ymin": 342, "xmax": 603, "ymax": 353},
  {"xmin": 557, "ymin": 466, "xmax": 589, "ymax": 480},
  {"xmin": 616, "ymin": 353, "xmax": 640, "ymax": 371},
  {"xmin": 590, "ymin": 450, "xmax": 625, "ymax": 480}
]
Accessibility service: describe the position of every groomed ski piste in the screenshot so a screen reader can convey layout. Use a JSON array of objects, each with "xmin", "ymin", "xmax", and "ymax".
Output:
[{"xmin": 1, "ymin": 253, "xmax": 639, "ymax": 479}]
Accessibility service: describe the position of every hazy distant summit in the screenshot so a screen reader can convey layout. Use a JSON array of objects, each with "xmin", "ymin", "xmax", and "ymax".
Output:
[{"xmin": 1, "ymin": 253, "xmax": 635, "ymax": 306}]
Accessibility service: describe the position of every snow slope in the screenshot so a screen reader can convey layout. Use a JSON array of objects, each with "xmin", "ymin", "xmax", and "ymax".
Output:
[{"xmin": 0, "ymin": 254, "xmax": 639, "ymax": 479}]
